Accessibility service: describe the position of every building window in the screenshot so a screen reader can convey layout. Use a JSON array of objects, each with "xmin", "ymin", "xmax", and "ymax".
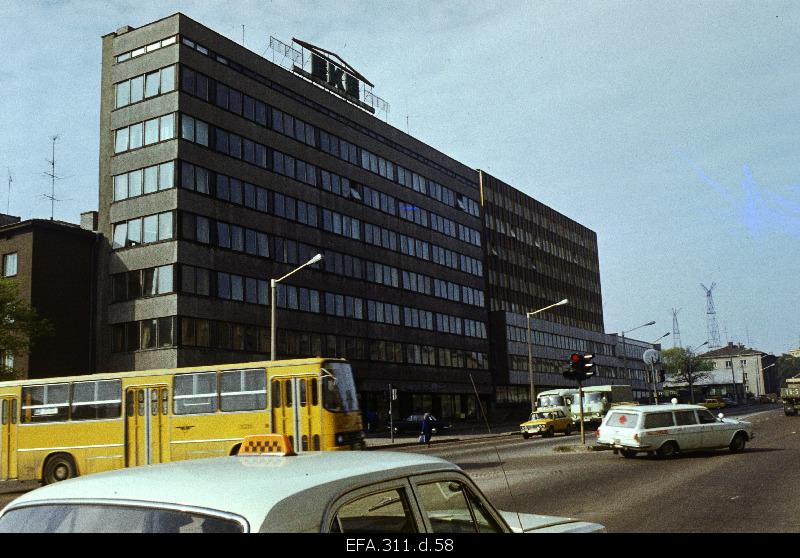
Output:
[{"xmin": 2, "ymin": 253, "xmax": 17, "ymax": 277}]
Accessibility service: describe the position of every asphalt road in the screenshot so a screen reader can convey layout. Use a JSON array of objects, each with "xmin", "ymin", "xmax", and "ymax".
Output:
[{"xmin": 397, "ymin": 407, "xmax": 799, "ymax": 532}]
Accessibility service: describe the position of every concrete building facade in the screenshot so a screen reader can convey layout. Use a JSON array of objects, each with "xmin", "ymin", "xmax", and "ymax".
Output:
[
  {"xmin": 98, "ymin": 14, "xmax": 492, "ymax": 421},
  {"xmin": 0, "ymin": 218, "xmax": 98, "ymax": 379}
]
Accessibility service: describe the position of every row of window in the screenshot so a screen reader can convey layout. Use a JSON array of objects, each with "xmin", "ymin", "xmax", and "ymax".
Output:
[
  {"xmin": 115, "ymin": 35, "xmax": 177, "ymax": 63},
  {"xmin": 179, "ymin": 62, "xmax": 479, "ymax": 220},
  {"xmin": 505, "ymin": 325, "xmax": 612, "ymax": 357},
  {"xmin": 112, "ymin": 262, "xmax": 483, "ymax": 337},
  {"xmin": 18, "ymin": 368, "xmax": 271, "ymax": 424},
  {"xmin": 112, "ymin": 212, "xmax": 173, "ymax": 249},
  {"xmin": 115, "ymin": 64, "xmax": 176, "ymax": 109},
  {"xmin": 113, "ymin": 161, "xmax": 175, "ymax": 201},
  {"xmin": 114, "ymin": 113, "xmax": 176, "ymax": 154},
  {"xmin": 111, "ymin": 317, "xmax": 489, "ymax": 371},
  {"xmin": 176, "ymin": 113, "xmax": 480, "ymax": 249}
]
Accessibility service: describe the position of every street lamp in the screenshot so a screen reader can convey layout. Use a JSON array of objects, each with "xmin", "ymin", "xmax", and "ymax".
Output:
[
  {"xmin": 270, "ymin": 253, "xmax": 323, "ymax": 360},
  {"xmin": 686, "ymin": 340, "xmax": 709, "ymax": 403},
  {"xmin": 526, "ymin": 298, "xmax": 569, "ymax": 413},
  {"xmin": 619, "ymin": 321, "xmax": 656, "ymax": 385},
  {"xmin": 649, "ymin": 332, "xmax": 670, "ymax": 403}
]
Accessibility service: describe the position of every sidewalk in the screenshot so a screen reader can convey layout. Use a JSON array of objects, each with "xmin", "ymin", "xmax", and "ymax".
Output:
[{"xmin": 364, "ymin": 421, "xmax": 523, "ymax": 449}]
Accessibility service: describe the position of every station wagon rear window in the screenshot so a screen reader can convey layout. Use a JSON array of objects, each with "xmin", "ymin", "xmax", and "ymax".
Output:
[
  {"xmin": 643, "ymin": 412, "xmax": 675, "ymax": 429},
  {"xmin": 605, "ymin": 412, "xmax": 638, "ymax": 428}
]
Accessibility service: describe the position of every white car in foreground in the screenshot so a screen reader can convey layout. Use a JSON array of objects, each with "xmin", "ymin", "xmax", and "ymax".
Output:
[
  {"xmin": 596, "ymin": 402, "xmax": 754, "ymax": 458},
  {"xmin": 0, "ymin": 435, "xmax": 604, "ymax": 533}
]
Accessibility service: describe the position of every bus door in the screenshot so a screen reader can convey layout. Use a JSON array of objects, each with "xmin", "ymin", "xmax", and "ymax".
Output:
[
  {"xmin": 271, "ymin": 376, "xmax": 322, "ymax": 452},
  {"xmin": 125, "ymin": 386, "xmax": 169, "ymax": 467},
  {"xmin": 0, "ymin": 397, "xmax": 18, "ymax": 480}
]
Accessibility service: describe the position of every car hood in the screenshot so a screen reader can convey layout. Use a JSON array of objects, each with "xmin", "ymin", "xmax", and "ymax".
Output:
[
  {"xmin": 520, "ymin": 419, "xmax": 552, "ymax": 427},
  {"xmin": 499, "ymin": 511, "xmax": 605, "ymax": 533}
]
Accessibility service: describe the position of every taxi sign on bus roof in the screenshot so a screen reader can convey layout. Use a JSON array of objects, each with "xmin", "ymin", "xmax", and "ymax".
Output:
[{"xmin": 238, "ymin": 434, "xmax": 296, "ymax": 457}]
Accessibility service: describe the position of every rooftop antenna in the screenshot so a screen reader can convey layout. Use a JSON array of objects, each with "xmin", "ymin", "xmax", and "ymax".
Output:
[
  {"xmin": 671, "ymin": 308, "xmax": 682, "ymax": 348},
  {"xmin": 241, "ymin": 25, "xmax": 245, "ymax": 46},
  {"xmin": 42, "ymin": 134, "xmax": 62, "ymax": 220},
  {"xmin": 6, "ymin": 168, "xmax": 12, "ymax": 215},
  {"xmin": 701, "ymin": 282, "xmax": 722, "ymax": 349}
]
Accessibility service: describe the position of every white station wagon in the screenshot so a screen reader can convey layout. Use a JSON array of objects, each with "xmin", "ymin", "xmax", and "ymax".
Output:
[
  {"xmin": 596, "ymin": 403, "xmax": 754, "ymax": 458},
  {"xmin": 0, "ymin": 435, "xmax": 604, "ymax": 533}
]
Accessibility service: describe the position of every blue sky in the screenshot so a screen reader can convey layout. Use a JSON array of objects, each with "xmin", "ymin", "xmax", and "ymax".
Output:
[{"xmin": 1, "ymin": 1, "xmax": 798, "ymax": 355}]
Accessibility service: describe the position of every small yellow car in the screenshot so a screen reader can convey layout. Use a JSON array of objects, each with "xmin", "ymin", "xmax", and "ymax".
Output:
[
  {"xmin": 520, "ymin": 410, "xmax": 574, "ymax": 439},
  {"xmin": 701, "ymin": 398, "xmax": 726, "ymax": 410}
]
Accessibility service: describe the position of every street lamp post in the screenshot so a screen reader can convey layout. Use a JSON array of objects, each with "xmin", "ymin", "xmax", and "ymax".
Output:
[
  {"xmin": 619, "ymin": 321, "xmax": 656, "ymax": 393},
  {"xmin": 526, "ymin": 298, "xmax": 569, "ymax": 413},
  {"xmin": 686, "ymin": 341, "xmax": 709, "ymax": 403},
  {"xmin": 649, "ymin": 332, "xmax": 670, "ymax": 403},
  {"xmin": 270, "ymin": 253, "xmax": 323, "ymax": 360}
]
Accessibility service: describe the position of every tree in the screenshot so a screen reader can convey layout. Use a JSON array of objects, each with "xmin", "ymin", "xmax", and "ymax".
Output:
[
  {"xmin": 775, "ymin": 354, "xmax": 800, "ymax": 387},
  {"xmin": 662, "ymin": 346, "xmax": 714, "ymax": 387},
  {"xmin": 0, "ymin": 277, "xmax": 52, "ymax": 379}
]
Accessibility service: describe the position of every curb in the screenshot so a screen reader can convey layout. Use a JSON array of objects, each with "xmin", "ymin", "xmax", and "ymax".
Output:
[{"xmin": 366, "ymin": 431, "xmax": 519, "ymax": 450}]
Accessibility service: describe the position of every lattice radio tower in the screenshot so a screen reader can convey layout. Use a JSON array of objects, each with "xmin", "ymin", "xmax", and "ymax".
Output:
[
  {"xmin": 671, "ymin": 308, "xmax": 682, "ymax": 348},
  {"xmin": 701, "ymin": 283, "xmax": 722, "ymax": 348}
]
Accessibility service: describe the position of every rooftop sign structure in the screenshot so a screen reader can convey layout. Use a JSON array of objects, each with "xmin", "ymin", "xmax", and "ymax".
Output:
[{"xmin": 268, "ymin": 36, "xmax": 389, "ymax": 120}]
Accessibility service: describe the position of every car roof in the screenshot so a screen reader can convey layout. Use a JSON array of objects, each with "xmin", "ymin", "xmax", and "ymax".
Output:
[
  {"xmin": 608, "ymin": 403, "xmax": 706, "ymax": 413},
  {"xmin": 3, "ymin": 451, "xmax": 458, "ymax": 532}
]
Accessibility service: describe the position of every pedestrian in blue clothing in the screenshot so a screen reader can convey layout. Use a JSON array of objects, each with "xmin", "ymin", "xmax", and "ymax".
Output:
[{"xmin": 420, "ymin": 412, "xmax": 434, "ymax": 447}]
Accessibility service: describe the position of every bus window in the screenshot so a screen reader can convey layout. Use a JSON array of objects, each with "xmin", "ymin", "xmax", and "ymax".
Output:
[
  {"xmin": 284, "ymin": 381, "xmax": 292, "ymax": 407},
  {"xmin": 322, "ymin": 363, "xmax": 358, "ymax": 413},
  {"xmin": 71, "ymin": 380, "xmax": 122, "ymax": 421},
  {"xmin": 174, "ymin": 372, "xmax": 218, "ymax": 415},
  {"xmin": 300, "ymin": 380, "xmax": 307, "ymax": 407},
  {"xmin": 21, "ymin": 384, "xmax": 69, "ymax": 423},
  {"xmin": 271, "ymin": 380, "xmax": 281, "ymax": 408},
  {"xmin": 220, "ymin": 369, "xmax": 266, "ymax": 412},
  {"xmin": 311, "ymin": 379, "xmax": 318, "ymax": 406}
]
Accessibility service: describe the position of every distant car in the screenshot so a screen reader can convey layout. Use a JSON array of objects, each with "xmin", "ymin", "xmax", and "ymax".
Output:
[
  {"xmin": 701, "ymin": 398, "xmax": 725, "ymax": 410},
  {"xmin": 721, "ymin": 397, "xmax": 738, "ymax": 407},
  {"xmin": 0, "ymin": 434, "xmax": 605, "ymax": 533},
  {"xmin": 596, "ymin": 403, "xmax": 754, "ymax": 459},
  {"xmin": 389, "ymin": 414, "xmax": 451, "ymax": 435},
  {"xmin": 520, "ymin": 410, "xmax": 573, "ymax": 439}
]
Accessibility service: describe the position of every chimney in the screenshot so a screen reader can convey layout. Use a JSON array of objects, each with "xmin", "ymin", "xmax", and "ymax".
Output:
[{"xmin": 80, "ymin": 211, "xmax": 98, "ymax": 232}]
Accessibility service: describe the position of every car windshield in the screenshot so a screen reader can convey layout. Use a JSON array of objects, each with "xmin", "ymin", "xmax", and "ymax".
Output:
[
  {"xmin": 0, "ymin": 504, "xmax": 244, "ymax": 533},
  {"xmin": 530, "ymin": 412, "xmax": 551, "ymax": 420},
  {"xmin": 322, "ymin": 362, "xmax": 359, "ymax": 413},
  {"xmin": 538, "ymin": 395, "xmax": 565, "ymax": 407}
]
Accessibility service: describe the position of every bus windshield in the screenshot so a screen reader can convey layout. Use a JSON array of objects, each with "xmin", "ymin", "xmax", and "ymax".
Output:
[
  {"xmin": 322, "ymin": 362, "xmax": 359, "ymax": 413},
  {"xmin": 538, "ymin": 395, "xmax": 565, "ymax": 407}
]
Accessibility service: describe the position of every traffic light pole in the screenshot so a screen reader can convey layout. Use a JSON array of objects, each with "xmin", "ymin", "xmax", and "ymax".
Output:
[
  {"xmin": 389, "ymin": 383, "xmax": 394, "ymax": 444},
  {"xmin": 578, "ymin": 380, "xmax": 586, "ymax": 445}
]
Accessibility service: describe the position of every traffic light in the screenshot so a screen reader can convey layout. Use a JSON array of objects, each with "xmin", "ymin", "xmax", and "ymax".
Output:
[{"xmin": 563, "ymin": 353, "xmax": 594, "ymax": 382}]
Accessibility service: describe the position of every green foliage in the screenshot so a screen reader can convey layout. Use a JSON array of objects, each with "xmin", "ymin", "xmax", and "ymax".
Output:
[
  {"xmin": 661, "ymin": 346, "xmax": 714, "ymax": 386},
  {"xmin": 0, "ymin": 277, "xmax": 53, "ymax": 378},
  {"xmin": 776, "ymin": 354, "xmax": 800, "ymax": 386}
]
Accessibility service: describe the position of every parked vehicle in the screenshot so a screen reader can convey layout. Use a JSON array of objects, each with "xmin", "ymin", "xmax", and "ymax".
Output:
[
  {"xmin": 596, "ymin": 403, "xmax": 754, "ymax": 458},
  {"xmin": 781, "ymin": 377, "xmax": 800, "ymax": 416},
  {"xmin": 520, "ymin": 410, "xmax": 573, "ymax": 439},
  {"xmin": 570, "ymin": 385, "xmax": 634, "ymax": 424},
  {"xmin": 389, "ymin": 414, "xmax": 451, "ymax": 435},
  {"xmin": 535, "ymin": 389, "xmax": 578, "ymax": 419},
  {"xmin": 0, "ymin": 434, "xmax": 606, "ymax": 533}
]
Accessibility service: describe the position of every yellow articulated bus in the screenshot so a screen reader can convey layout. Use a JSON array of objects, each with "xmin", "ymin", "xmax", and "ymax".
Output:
[{"xmin": 0, "ymin": 358, "xmax": 364, "ymax": 485}]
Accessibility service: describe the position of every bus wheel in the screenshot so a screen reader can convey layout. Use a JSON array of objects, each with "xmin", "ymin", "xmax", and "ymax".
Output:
[
  {"xmin": 229, "ymin": 444, "xmax": 242, "ymax": 456},
  {"xmin": 43, "ymin": 453, "xmax": 77, "ymax": 485}
]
